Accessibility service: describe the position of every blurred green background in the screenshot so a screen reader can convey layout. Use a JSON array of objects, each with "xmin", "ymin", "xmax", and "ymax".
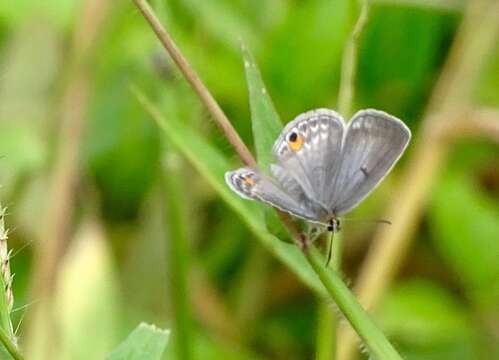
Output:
[{"xmin": 0, "ymin": 0, "xmax": 498, "ymax": 359}]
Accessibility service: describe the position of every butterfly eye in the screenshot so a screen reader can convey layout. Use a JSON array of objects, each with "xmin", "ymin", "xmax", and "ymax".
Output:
[{"xmin": 287, "ymin": 131, "xmax": 304, "ymax": 151}]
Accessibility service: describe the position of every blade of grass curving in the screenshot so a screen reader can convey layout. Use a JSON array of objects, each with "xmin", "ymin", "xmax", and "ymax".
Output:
[
  {"xmin": 242, "ymin": 44, "xmax": 282, "ymax": 169},
  {"xmin": 305, "ymin": 247, "xmax": 402, "ymax": 360},
  {"xmin": 130, "ymin": 85, "xmax": 324, "ymax": 295},
  {"xmin": 241, "ymin": 44, "xmax": 290, "ymax": 235}
]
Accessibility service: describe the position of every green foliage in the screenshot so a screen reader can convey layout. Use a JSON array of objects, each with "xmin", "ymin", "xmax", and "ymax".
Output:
[
  {"xmin": 0, "ymin": 0, "xmax": 498, "ymax": 359},
  {"xmin": 107, "ymin": 323, "xmax": 169, "ymax": 360}
]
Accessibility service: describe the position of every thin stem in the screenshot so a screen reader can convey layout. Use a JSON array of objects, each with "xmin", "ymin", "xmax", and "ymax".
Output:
[
  {"xmin": 132, "ymin": 0, "xmax": 256, "ymax": 167},
  {"xmin": 305, "ymin": 247, "xmax": 402, "ymax": 360},
  {"xmin": 0, "ymin": 328, "xmax": 24, "ymax": 360},
  {"xmin": 337, "ymin": 0, "xmax": 370, "ymax": 118}
]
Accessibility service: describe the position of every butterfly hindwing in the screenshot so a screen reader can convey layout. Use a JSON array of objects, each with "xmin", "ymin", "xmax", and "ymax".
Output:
[{"xmin": 225, "ymin": 167, "xmax": 326, "ymax": 223}]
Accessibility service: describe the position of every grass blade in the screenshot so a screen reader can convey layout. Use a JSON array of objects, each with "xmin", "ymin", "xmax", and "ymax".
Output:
[
  {"xmin": 242, "ymin": 44, "xmax": 282, "ymax": 169},
  {"xmin": 305, "ymin": 247, "xmax": 402, "ymax": 360},
  {"xmin": 107, "ymin": 323, "xmax": 169, "ymax": 360}
]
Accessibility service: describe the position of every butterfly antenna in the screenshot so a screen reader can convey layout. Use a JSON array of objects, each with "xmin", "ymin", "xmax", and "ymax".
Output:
[
  {"xmin": 325, "ymin": 231, "xmax": 334, "ymax": 267},
  {"xmin": 341, "ymin": 218, "xmax": 392, "ymax": 225}
]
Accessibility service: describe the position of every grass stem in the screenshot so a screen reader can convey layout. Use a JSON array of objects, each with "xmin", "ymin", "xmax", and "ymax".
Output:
[
  {"xmin": 132, "ymin": 0, "xmax": 256, "ymax": 167},
  {"xmin": 305, "ymin": 247, "xmax": 402, "ymax": 360}
]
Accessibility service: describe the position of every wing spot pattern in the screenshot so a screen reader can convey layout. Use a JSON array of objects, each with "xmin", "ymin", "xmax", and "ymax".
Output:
[{"xmin": 287, "ymin": 131, "xmax": 304, "ymax": 152}]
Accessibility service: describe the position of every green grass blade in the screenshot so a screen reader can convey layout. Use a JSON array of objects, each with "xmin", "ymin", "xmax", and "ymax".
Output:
[
  {"xmin": 306, "ymin": 247, "xmax": 402, "ymax": 360},
  {"xmin": 242, "ymin": 44, "xmax": 290, "ymax": 235},
  {"xmin": 242, "ymin": 44, "xmax": 283, "ymax": 169},
  {"xmin": 107, "ymin": 323, "xmax": 169, "ymax": 360},
  {"xmin": 241, "ymin": 51, "xmax": 402, "ymax": 359},
  {"xmin": 130, "ymin": 85, "xmax": 325, "ymax": 295}
]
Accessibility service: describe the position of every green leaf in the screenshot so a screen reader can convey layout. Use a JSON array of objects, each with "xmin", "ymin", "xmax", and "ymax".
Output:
[
  {"xmin": 242, "ymin": 45, "xmax": 283, "ymax": 169},
  {"xmin": 429, "ymin": 172, "xmax": 499, "ymax": 299},
  {"xmin": 107, "ymin": 323, "xmax": 170, "ymax": 360},
  {"xmin": 130, "ymin": 85, "xmax": 325, "ymax": 295},
  {"xmin": 242, "ymin": 44, "xmax": 290, "ymax": 236}
]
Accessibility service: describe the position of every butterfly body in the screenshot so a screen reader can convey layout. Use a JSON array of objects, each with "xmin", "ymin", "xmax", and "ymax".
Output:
[{"xmin": 225, "ymin": 108, "xmax": 411, "ymax": 228}]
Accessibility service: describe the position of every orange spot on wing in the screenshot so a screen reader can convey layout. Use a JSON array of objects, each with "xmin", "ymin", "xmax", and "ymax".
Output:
[
  {"xmin": 288, "ymin": 134, "xmax": 304, "ymax": 151},
  {"xmin": 243, "ymin": 176, "xmax": 255, "ymax": 186}
]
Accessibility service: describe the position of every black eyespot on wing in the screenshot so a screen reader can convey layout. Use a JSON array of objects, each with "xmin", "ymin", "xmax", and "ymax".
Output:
[{"xmin": 288, "ymin": 132, "xmax": 298, "ymax": 142}]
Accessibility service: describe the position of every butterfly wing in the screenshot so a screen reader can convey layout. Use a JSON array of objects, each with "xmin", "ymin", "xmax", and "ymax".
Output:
[
  {"xmin": 225, "ymin": 167, "xmax": 327, "ymax": 223},
  {"xmin": 272, "ymin": 108, "xmax": 345, "ymax": 208},
  {"xmin": 329, "ymin": 109, "xmax": 411, "ymax": 215}
]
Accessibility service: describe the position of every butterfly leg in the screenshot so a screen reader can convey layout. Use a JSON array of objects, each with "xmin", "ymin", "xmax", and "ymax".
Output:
[
  {"xmin": 307, "ymin": 224, "xmax": 325, "ymax": 243},
  {"xmin": 298, "ymin": 224, "xmax": 324, "ymax": 250}
]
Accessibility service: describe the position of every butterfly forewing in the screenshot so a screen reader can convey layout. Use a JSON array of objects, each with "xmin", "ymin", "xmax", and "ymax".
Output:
[
  {"xmin": 329, "ymin": 110, "xmax": 411, "ymax": 215},
  {"xmin": 272, "ymin": 109, "xmax": 345, "ymax": 207}
]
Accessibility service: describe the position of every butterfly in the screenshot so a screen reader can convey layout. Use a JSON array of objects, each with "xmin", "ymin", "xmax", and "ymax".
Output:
[{"xmin": 225, "ymin": 109, "xmax": 411, "ymax": 260}]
